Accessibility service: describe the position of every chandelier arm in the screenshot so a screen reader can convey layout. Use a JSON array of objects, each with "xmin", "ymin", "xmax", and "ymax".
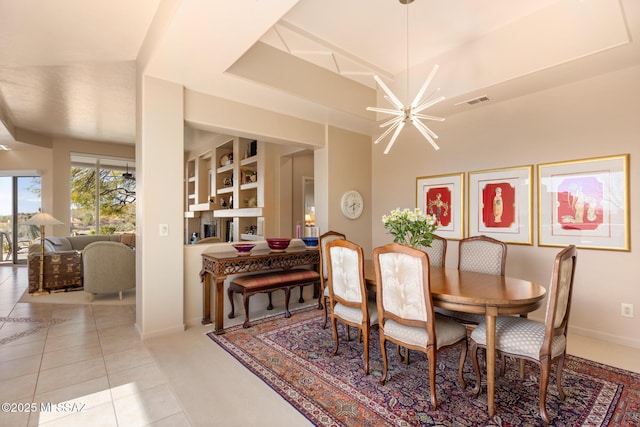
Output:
[
  {"xmin": 411, "ymin": 64, "xmax": 440, "ymax": 107},
  {"xmin": 373, "ymin": 121, "xmax": 402, "ymax": 145},
  {"xmin": 380, "ymin": 116, "xmax": 404, "ymax": 128},
  {"xmin": 413, "ymin": 113, "xmax": 445, "ymax": 121},
  {"xmin": 373, "ymin": 75, "xmax": 404, "ymax": 110},
  {"xmin": 414, "ymin": 96, "xmax": 445, "ymax": 113},
  {"xmin": 413, "ymin": 120, "xmax": 439, "ymax": 150},
  {"xmin": 367, "ymin": 106, "xmax": 404, "ymax": 116},
  {"xmin": 414, "ymin": 118, "xmax": 439, "ymax": 139},
  {"xmin": 384, "ymin": 121, "xmax": 406, "ymax": 154},
  {"xmin": 413, "ymin": 119, "xmax": 440, "ymax": 150}
]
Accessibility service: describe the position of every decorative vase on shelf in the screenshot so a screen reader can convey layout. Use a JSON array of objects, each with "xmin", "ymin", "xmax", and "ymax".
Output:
[{"xmin": 382, "ymin": 208, "xmax": 437, "ymax": 248}]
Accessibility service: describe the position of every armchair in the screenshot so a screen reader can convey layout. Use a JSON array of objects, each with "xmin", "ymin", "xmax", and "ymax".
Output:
[{"xmin": 83, "ymin": 241, "xmax": 135, "ymax": 301}]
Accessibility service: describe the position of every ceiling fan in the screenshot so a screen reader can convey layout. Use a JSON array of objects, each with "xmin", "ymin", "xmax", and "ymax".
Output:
[{"xmin": 122, "ymin": 164, "xmax": 135, "ymax": 180}]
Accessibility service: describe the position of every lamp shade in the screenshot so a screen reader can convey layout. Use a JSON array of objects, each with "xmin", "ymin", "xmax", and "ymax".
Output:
[{"xmin": 24, "ymin": 212, "xmax": 63, "ymax": 226}]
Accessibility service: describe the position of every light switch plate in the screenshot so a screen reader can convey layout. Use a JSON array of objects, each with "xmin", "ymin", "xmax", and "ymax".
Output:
[{"xmin": 159, "ymin": 224, "xmax": 169, "ymax": 236}]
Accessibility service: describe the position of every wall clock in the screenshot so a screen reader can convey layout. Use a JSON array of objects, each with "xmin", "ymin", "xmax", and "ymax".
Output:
[{"xmin": 341, "ymin": 190, "xmax": 364, "ymax": 219}]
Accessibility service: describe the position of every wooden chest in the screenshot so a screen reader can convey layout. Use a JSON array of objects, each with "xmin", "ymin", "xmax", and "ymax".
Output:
[{"xmin": 28, "ymin": 251, "xmax": 83, "ymax": 293}]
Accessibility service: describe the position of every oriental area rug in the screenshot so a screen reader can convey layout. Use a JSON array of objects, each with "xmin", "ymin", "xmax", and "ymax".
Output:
[{"xmin": 207, "ymin": 308, "xmax": 639, "ymax": 426}]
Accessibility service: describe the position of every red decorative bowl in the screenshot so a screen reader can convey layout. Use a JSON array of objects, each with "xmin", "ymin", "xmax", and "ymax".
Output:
[
  {"xmin": 266, "ymin": 238, "xmax": 291, "ymax": 251},
  {"xmin": 233, "ymin": 243, "xmax": 255, "ymax": 254}
]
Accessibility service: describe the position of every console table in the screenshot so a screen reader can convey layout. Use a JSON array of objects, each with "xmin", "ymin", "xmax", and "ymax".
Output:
[{"xmin": 200, "ymin": 247, "xmax": 320, "ymax": 334}]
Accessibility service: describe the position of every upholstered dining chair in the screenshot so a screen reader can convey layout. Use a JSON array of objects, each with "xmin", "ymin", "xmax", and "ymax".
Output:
[
  {"xmin": 318, "ymin": 230, "xmax": 346, "ymax": 329},
  {"xmin": 469, "ymin": 245, "xmax": 577, "ymax": 425},
  {"xmin": 373, "ymin": 243, "xmax": 468, "ymax": 409},
  {"xmin": 419, "ymin": 234, "xmax": 447, "ymax": 267},
  {"xmin": 438, "ymin": 235, "xmax": 508, "ymax": 325},
  {"xmin": 326, "ymin": 239, "xmax": 378, "ymax": 375},
  {"xmin": 399, "ymin": 235, "xmax": 447, "ymax": 364}
]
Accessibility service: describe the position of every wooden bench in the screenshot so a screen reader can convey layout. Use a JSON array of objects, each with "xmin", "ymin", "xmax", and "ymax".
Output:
[{"xmin": 227, "ymin": 269, "xmax": 321, "ymax": 328}]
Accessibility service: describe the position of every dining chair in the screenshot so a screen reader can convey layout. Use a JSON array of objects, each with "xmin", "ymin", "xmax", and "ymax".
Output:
[
  {"xmin": 469, "ymin": 245, "xmax": 577, "ymax": 425},
  {"xmin": 373, "ymin": 243, "xmax": 467, "ymax": 409},
  {"xmin": 438, "ymin": 235, "xmax": 507, "ymax": 325},
  {"xmin": 326, "ymin": 239, "xmax": 378, "ymax": 375},
  {"xmin": 318, "ymin": 230, "xmax": 346, "ymax": 329},
  {"xmin": 399, "ymin": 235, "xmax": 447, "ymax": 364},
  {"xmin": 418, "ymin": 234, "xmax": 447, "ymax": 267}
]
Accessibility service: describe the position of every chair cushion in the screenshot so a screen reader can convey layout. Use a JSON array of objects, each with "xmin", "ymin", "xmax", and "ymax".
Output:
[
  {"xmin": 470, "ymin": 316, "xmax": 566, "ymax": 361},
  {"xmin": 333, "ymin": 300, "xmax": 378, "ymax": 325},
  {"xmin": 383, "ymin": 316, "xmax": 466, "ymax": 349}
]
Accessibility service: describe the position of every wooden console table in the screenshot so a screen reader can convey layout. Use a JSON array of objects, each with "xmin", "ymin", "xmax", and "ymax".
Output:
[{"xmin": 200, "ymin": 247, "xmax": 320, "ymax": 334}]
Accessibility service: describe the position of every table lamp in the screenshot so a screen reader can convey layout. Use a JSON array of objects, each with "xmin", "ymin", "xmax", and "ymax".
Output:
[{"xmin": 25, "ymin": 212, "xmax": 63, "ymax": 296}]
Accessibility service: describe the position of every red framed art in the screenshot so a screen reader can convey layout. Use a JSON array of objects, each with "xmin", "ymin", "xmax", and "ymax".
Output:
[
  {"xmin": 537, "ymin": 154, "xmax": 630, "ymax": 251},
  {"xmin": 468, "ymin": 165, "xmax": 533, "ymax": 245},
  {"xmin": 416, "ymin": 172, "xmax": 464, "ymax": 240}
]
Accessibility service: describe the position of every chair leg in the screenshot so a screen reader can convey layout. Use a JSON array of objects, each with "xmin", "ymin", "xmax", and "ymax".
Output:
[
  {"xmin": 539, "ymin": 356, "xmax": 552, "ymax": 425},
  {"xmin": 556, "ymin": 354, "xmax": 566, "ymax": 400},
  {"xmin": 457, "ymin": 340, "xmax": 468, "ymax": 389},
  {"xmin": 321, "ymin": 295, "xmax": 328, "ymax": 329},
  {"xmin": 427, "ymin": 348, "xmax": 438, "ymax": 409},
  {"xmin": 379, "ymin": 332, "xmax": 388, "ymax": 385},
  {"xmin": 362, "ymin": 325, "xmax": 370, "ymax": 375},
  {"xmin": 470, "ymin": 341, "xmax": 482, "ymax": 396},
  {"xmin": 331, "ymin": 316, "xmax": 340, "ymax": 356}
]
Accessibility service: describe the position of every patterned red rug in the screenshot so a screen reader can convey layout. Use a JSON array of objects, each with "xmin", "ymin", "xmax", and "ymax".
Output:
[{"xmin": 207, "ymin": 308, "xmax": 639, "ymax": 426}]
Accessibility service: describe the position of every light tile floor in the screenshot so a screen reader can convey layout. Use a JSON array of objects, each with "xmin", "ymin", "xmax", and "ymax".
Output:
[{"xmin": 1, "ymin": 265, "xmax": 638, "ymax": 426}]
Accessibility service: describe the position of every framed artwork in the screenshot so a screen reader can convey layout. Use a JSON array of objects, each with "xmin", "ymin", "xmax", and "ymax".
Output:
[
  {"xmin": 416, "ymin": 172, "xmax": 465, "ymax": 240},
  {"xmin": 537, "ymin": 154, "xmax": 630, "ymax": 251},
  {"xmin": 468, "ymin": 165, "xmax": 533, "ymax": 245}
]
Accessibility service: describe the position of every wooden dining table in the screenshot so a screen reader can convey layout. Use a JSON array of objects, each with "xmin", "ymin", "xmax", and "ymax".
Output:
[{"xmin": 363, "ymin": 260, "xmax": 546, "ymax": 417}]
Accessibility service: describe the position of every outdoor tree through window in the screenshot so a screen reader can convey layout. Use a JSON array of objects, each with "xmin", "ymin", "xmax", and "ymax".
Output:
[{"xmin": 70, "ymin": 156, "xmax": 136, "ymax": 236}]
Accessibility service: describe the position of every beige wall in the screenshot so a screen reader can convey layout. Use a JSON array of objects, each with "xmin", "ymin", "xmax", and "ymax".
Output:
[
  {"xmin": 372, "ymin": 65, "xmax": 640, "ymax": 348},
  {"xmin": 325, "ymin": 126, "xmax": 373, "ymax": 254}
]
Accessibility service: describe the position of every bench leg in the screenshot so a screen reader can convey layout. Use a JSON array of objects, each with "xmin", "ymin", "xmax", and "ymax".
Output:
[
  {"xmin": 267, "ymin": 292, "xmax": 274, "ymax": 310},
  {"xmin": 242, "ymin": 293, "xmax": 251, "ymax": 328},
  {"xmin": 227, "ymin": 288, "xmax": 236, "ymax": 319},
  {"xmin": 283, "ymin": 287, "xmax": 292, "ymax": 318},
  {"xmin": 298, "ymin": 285, "xmax": 305, "ymax": 303}
]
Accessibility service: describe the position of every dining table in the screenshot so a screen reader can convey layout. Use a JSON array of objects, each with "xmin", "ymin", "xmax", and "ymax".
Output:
[{"xmin": 363, "ymin": 260, "xmax": 546, "ymax": 417}]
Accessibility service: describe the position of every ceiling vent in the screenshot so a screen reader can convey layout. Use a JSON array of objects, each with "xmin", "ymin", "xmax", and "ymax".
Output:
[{"xmin": 455, "ymin": 95, "xmax": 491, "ymax": 106}]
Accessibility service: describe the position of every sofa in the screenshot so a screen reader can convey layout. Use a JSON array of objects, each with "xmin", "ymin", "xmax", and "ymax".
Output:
[{"xmin": 28, "ymin": 234, "xmax": 135, "ymax": 298}]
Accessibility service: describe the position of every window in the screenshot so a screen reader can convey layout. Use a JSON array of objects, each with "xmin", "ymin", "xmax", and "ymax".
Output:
[
  {"xmin": 0, "ymin": 173, "xmax": 41, "ymax": 264},
  {"xmin": 70, "ymin": 155, "xmax": 136, "ymax": 236}
]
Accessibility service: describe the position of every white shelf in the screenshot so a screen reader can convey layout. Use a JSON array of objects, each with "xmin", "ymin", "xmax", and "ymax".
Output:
[
  {"xmin": 217, "ymin": 164, "xmax": 233, "ymax": 173},
  {"xmin": 214, "ymin": 207, "xmax": 263, "ymax": 218},
  {"xmin": 240, "ymin": 156, "xmax": 258, "ymax": 166},
  {"xmin": 184, "ymin": 211, "xmax": 200, "ymax": 218},
  {"xmin": 189, "ymin": 202, "xmax": 216, "ymax": 212},
  {"xmin": 240, "ymin": 182, "xmax": 258, "ymax": 190},
  {"xmin": 240, "ymin": 234, "xmax": 264, "ymax": 241},
  {"xmin": 217, "ymin": 187, "xmax": 233, "ymax": 194}
]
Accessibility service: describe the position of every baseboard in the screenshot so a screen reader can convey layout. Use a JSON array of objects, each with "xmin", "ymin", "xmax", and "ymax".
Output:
[
  {"xmin": 568, "ymin": 324, "xmax": 640, "ymax": 349},
  {"xmin": 135, "ymin": 322, "xmax": 186, "ymax": 340}
]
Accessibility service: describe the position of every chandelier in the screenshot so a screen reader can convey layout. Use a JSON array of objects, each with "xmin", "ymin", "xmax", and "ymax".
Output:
[{"xmin": 367, "ymin": 0, "xmax": 445, "ymax": 154}]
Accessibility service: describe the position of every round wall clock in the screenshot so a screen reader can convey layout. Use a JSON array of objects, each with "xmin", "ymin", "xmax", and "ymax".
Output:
[{"xmin": 341, "ymin": 190, "xmax": 364, "ymax": 219}]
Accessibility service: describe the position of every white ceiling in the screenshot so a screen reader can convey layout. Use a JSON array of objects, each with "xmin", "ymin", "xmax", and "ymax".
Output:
[{"xmin": 1, "ymin": 0, "xmax": 639, "ymax": 151}]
